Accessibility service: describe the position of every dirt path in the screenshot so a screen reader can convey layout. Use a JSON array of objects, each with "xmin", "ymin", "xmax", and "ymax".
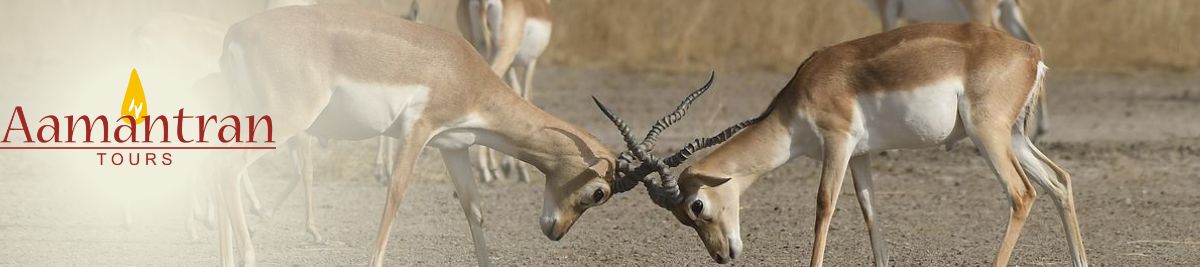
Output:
[{"xmin": 1, "ymin": 67, "xmax": 1198, "ymax": 266}]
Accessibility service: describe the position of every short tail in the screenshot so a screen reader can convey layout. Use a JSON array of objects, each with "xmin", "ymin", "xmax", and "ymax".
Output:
[{"xmin": 1020, "ymin": 61, "xmax": 1048, "ymax": 132}]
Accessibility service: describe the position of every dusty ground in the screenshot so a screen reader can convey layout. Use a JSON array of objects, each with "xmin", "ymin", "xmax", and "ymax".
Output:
[{"xmin": 0, "ymin": 67, "xmax": 1197, "ymax": 266}]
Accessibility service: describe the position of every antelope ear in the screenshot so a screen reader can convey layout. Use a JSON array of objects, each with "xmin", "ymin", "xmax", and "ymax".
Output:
[
  {"xmin": 695, "ymin": 173, "xmax": 732, "ymax": 187},
  {"xmin": 586, "ymin": 158, "xmax": 612, "ymax": 178}
]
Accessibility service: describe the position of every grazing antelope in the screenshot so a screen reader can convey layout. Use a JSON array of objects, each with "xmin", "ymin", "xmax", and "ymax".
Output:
[
  {"xmin": 862, "ymin": 0, "xmax": 1047, "ymax": 139},
  {"xmin": 596, "ymin": 23, "xmax": 1086, "ymax": 266},
  {"xmin": 213, "ymin": 5, "xmax": 615, "ymax": 266},
  {"xmin": 458, "ymin": 0, "xmax": 554, "ymax": 183}
]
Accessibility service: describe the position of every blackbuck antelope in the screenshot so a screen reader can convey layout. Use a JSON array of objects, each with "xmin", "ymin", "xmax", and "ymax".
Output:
[
  {"xmin": 212, "ymin": 5, "xmax": 615, "ymax": 266},
  {"xmin": 596, "ymin": 23, "xmax": 1086, "ymax": 266},
  {"xmin": 458, "ymin": 0, "xmax": 553, "ymax": 182},
  {"xmin": 862, "ymin": 0, "xmax": 1048, "ymax": 139}
]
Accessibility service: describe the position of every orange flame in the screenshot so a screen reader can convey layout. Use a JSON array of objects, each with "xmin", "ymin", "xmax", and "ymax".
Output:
[{"xmin": 121, "ymin": 68, "xmax": 149, "ymax": 125}]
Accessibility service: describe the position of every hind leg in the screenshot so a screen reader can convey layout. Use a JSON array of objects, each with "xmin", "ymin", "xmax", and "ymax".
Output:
[
  {"xmin": 961, "ymin": 111, "xmax": 1038, "ymax": 267},
  {"xmin": 849, "ymin": 155, "xmax": 889, "ymax": 267},
  {"xmin": 1013, "ymin": 131, "xmax": 1087, "ymax": 266}
]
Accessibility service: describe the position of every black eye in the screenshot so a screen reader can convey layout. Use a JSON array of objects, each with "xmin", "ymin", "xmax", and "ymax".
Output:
[
  {"xmin": 592, "ymin": 188, "xmax": 605, "ymax": 204},
  {"xmin": 690, "ymin": 199, "xmax": 704, "ymax": 215}
]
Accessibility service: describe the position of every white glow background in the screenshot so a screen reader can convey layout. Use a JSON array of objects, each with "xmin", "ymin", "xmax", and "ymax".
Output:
[{"xmin": 0, "ymin": 1, "xmax": 439, "ymax": 264}]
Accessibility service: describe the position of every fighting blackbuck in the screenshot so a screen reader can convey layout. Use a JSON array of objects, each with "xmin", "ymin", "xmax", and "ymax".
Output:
[
  {"xmin": 211, "ymin": 5, "xmax": 615, "ymax": 266},
  {"xmin": 597, "ymin": 23, "xmax": 1086, "ymax": 267}
]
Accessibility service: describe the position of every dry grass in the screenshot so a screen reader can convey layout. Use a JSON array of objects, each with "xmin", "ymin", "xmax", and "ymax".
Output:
[
  {"xmin": 542, "ymin": 0, "xmax": 1200, "ymax": 73},
  {"xmin": 0, "ymin": 0, "xmax": 1196, "ymax": 78}
]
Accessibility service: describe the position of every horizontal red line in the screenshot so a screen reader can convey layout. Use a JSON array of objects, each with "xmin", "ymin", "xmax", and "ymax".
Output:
[{"xmin": 0, "ymin": 147, "xmax": 276, "ymax": 150}]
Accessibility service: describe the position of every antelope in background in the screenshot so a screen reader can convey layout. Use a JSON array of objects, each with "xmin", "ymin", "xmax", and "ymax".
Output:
[
  {"xmin": 597, "ymin": 23, "xmax": 1087, "ymax": 267},
  {"xmin": 458, "ymin": 0, "xmax": 554, "ymax": 183},
  {"xmin": 134, "ymin": 0, "xmax": 428, "ymax": 243},
  {"xmin": 131, "ymin": 0, "xmax": 322, "ymax": 241},
  {"xmin": 861, "ymin": 0, "xmax": 1049, "ymax": 140},
  {"xmin": 210, "ymin": 5, "xmax": 615, "ymax": 266}
]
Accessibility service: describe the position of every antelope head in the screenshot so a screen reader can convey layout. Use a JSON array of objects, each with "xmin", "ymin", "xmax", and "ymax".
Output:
[{"xmin": 592, "ymin": 72, "xmax": 762, "ymax": 263}]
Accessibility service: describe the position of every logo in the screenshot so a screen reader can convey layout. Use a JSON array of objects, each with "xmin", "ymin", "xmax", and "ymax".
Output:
[
  {"xmin": 121, "ymin": 69, "xmax": 149, "ymax": 125},
  {"xmin": 0, "ymin": 68, "xmax": 276, "ymax": 166}
]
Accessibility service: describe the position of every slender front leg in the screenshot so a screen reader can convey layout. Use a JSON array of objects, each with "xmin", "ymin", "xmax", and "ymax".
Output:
[
  {"xmin": 216, "ymin": 180, "xmax": 235, "ymax": 266},
  {"xmin": 810, "ymin": 136, "xmax": 854, "ymax": 267},
  {"xmin": 187, "ymin": 178, "xmax": 201, "ymax": 241},
  {"xmin": 240, "ymin": 172, "xmax": 266, "ymax": 219},
  {"xmin": 476, "ymin": 147, "xmax": 498, "ymax": 182},
  {"xmin": 512, "ymin": 60, "xmax": 538, "ymax": 183},
  {"xmin": 881, "ymin": 0, "xmax": 901, "ymax": 30},
  {"xmin": 849, "ymin": 155, "xmax": 888, "ymax": 267},
  {"xmin": 480, "ymin": 0, "xmax": 497, "ymax": 60},
  {"xmin": 265, "ymin": 145, "xmax": 306, "ymax": 218},
  {"xmin": 442, "ymin": 148, "xmax": 494, "ymax": 266},
  {"xmin": 295, "ymin": 135, "xmax": 324, "ymax": 244},
  {"xmin": 375, "ymin": 136, "xmax": 396, "ymax": 184},
  {"xmin": 369, "ymin": 130, "xmax": 430, "ymax": 267},
  {"xmin": 521, "ymin": 59, "xmax": 537, "ymax": 104},
  {"xmin": 998, "ymin": 0, "xmax": 1036, "ymax": 43},
  {"xmin": 217, "ymin": 168, "xmax": 256, "ymax": 266},
  {"xmin": 490, "ymin": 68, "xmax": 525, "ymax": 183},
  {"xmin": 484, "ymin": 0, "xmax": 505, "ymax": 68},
  {"xmin": 505, "ymin": 68, "xmax": 522, "ymax": 96}
]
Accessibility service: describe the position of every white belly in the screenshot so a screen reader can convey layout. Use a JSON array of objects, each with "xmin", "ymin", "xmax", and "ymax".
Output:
[
  {"xmin": 851, "ymin": 79, "xmax": 966, "ymax": 154},
  {"xmin": 307, "ymin": 78, "xmax": 430, "ymax": 140}
]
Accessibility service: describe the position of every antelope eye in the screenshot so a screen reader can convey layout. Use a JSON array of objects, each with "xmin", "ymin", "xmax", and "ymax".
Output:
[
  {"xmin": 690, "ymin": 199, "xmax": 704, "ymax": 215},
  {"xmin": 592, "ymin": 188, "xmax": 605, "ymax": 204}
]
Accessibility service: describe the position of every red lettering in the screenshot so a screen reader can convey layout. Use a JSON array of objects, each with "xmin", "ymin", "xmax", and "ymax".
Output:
[{"xmin": 4, "ymin": 106, "xmax": 32, "ymax": 143}]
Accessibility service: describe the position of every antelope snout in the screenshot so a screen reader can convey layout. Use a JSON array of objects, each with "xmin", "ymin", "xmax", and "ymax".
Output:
[
  {"xmin": 540, "ymin": 216, "xmax": 562, "ymax": 241},
  {"xmin": 702, "ymin": 231, "xmax": 743, "ymax": 264}
]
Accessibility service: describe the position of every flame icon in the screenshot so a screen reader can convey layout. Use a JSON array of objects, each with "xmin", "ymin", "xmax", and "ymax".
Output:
[{"xmin": 121, "ymin": 68, "xmax": 149, "ymax": 125}]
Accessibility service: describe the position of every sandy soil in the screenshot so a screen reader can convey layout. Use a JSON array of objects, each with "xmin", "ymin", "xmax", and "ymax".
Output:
[{"xmin": 0, "ymin": 67, "xmax": 1197, "ymax": 266}]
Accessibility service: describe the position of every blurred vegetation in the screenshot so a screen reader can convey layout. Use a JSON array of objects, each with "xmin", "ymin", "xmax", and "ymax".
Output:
[{"xmin": 1, "ymin": 0, "xmax": 1196, "ymax": 75}]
